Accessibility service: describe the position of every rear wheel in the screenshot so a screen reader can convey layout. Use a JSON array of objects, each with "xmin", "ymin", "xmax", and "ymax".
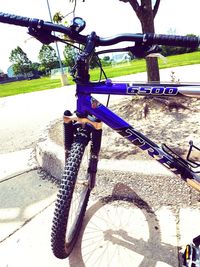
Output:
[{"xmin": 51, "ymin": 130, "xmax": 92, "ymax": 259}]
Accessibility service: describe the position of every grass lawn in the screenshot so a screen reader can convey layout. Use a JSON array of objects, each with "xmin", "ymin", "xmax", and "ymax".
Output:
[
  {"xmin": 1, "ymin": 51, "xmax": 200, "ymax": 98},
  {"xmin": 0, "ymin": 77, "xmax": 62, "ymax": 97},
  {"xmin": 90, "ymin": 51, "xmax": 200, "ymax": 80}
]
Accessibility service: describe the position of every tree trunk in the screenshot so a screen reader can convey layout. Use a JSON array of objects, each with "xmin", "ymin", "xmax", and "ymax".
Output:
[
  {"xmin": 139, "ymin": 0, "xmax": 160, "ymax": 82},
  {"xmin": 122, "ymin": 0, "xmax": 160, "ymax": 82},
  {"xmin": 145, "ymin": 57, "xmax": 160, "ymax": 82}
]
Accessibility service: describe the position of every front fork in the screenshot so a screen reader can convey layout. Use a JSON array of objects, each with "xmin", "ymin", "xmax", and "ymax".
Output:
[{"xmin": 63, "ymin": 110, "xmax": 102, "ymax": 189}]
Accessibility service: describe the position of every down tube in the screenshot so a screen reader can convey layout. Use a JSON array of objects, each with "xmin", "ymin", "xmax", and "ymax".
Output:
[{"xmin": 80, "ymin": 95, "xmax": 181, "ymax": 172}]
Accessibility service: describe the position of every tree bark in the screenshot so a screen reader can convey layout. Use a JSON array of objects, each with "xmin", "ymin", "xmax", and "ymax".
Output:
[
  {"xmin": 139, "ymin": 0, "xmax": 160, "ymax": 82},
  {"xmin": 145, "ymin": 57, "xmax": 159, "ymax": 82},
  {"xmin": 120, "ymin": 0, "xmax": 160, "ymax": 82}
]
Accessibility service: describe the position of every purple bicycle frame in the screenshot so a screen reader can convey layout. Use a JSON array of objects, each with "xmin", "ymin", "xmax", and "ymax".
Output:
[{"xmin": 76, "ymin": 80, "xmax": 200, "ymax": 182}]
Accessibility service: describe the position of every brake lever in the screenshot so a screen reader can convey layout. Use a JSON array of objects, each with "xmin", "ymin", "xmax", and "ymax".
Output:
[
  {"xmin": 128, "ymin": 44, "xmax": 162, "ymax": 58},
  {"xmin": 28, "ymin": 26, "xmax": 59, "ymax": 44}
]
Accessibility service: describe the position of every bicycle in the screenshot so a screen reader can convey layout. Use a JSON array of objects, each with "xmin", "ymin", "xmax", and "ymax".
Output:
[{"xmin": 0, "ymin": 12, "xmax": 200, "ymax": 266}]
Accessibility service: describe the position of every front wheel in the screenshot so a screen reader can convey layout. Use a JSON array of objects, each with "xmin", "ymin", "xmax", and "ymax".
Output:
[{"xmin": 51, "ymin": 129, "xmax": 92, "ymax": 259}]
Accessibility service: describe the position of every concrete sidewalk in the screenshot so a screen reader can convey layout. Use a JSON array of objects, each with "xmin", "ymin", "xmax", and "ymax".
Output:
[{"xmin": 0, "ymin": 163, "xmax": 200, "ymax": 267}]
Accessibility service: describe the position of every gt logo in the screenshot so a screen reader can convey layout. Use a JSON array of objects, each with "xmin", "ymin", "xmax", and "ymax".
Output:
[{"xmin": 127, "ymin": 86, "xmax": 178, "ymax": 95}]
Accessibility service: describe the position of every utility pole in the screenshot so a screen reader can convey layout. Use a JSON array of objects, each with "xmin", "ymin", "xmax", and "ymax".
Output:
[{"xmin": 46, "ymin": 0, "xmax": 67, "ymax": 86}]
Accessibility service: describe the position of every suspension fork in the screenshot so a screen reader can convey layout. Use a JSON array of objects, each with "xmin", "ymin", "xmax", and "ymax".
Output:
[
  {"xmin": 63, "ymin": 110, "xmax": 102, "ymax": 188},
  {"xmin": 88, "ymin": 127, "xmax": 102, "ymax": 189}
]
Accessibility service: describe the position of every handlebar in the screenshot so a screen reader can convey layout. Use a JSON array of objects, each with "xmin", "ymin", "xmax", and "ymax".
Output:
[
  {"xmin": 98, "ymin": 33, "xmax": 200, "ymax": 48},
  {"xmin": 0, "ymin": 12, "xmax": 87, "ymax": 44},
  {"xmin": 0, "ymin": 11, "xmax": 200, "ymax": 48}
]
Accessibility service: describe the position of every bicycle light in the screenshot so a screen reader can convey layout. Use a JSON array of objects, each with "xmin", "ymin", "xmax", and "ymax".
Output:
[{"xmin": 71, "ymin": 17, "xmax": 86, "ymax": 33}]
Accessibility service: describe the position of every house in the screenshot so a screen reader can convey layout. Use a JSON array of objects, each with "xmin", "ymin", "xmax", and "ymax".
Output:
[
  {"xmin": 7, "ymin": 65, "xmax": 40, "ymax": 80},
  {"xmin": 7, "ymin": 65, "xmax": 25, "ymax": 78},
  {"xmin": 110, "ymin": 52, "xmax": 131, "ymax": 64}
]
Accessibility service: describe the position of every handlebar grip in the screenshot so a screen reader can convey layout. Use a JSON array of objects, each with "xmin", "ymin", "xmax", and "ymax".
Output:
[
  {"xmin": 0, "ymin": 12, "xmax": 33, "ymax": 27},
  {"xmin": 145, "ymin": 33, "xmax": 200, "ymax": 48}
]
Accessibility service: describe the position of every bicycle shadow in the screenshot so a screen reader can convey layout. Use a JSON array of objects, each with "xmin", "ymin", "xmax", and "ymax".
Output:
[{"xmin": 68, "ymin": 183, "xmax": 179, "ymax": 267}]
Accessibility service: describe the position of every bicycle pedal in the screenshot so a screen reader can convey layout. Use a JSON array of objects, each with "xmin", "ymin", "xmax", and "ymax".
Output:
[{"xmin": 182, "ymin": 243, "xmax": 200, "ymax": 267}]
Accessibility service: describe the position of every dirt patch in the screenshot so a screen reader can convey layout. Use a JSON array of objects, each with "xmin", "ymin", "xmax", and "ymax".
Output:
[
  {"xmin": 49, "ymin": 96, "xmax": 200, "ymax": 162},
  {"xmin": 48, "ymin": 96, "xmax": 200, "ymax": 208}
]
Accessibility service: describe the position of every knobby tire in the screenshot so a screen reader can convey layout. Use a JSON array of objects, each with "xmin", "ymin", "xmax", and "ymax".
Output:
[{"xmin": 51, "ymin": 133, "xmax": 91, "ymax": 259}]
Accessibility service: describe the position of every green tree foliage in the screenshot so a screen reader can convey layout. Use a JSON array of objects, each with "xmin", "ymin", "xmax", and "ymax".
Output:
[
  {"xmin": 38, "ymin": 44, "xmax": 59, "ymax": 74},
  {"xmin": 64, "ymin": 44, "xmax": 99, "ymax": 70},
  {"xmin": 9, "ymin": 46, "xmax": 33, "ymax": 77},
  {"xmin": 53, "ymin": 12, "xmax": 64, "ymax": 24},
  {"xmin": 99, "ymin": 56, "xmax": 112, "ymax": 67},
  {"xmin": 63, "ymin": 45, "xmax": 77, "ymax": 70},
  {"xmin": 89, "ymin": 54, "xmax": 99, "ymax": 69},
  {"xmin": 32, "ymin": 62, "xmax": 40, "ymax": 72}
]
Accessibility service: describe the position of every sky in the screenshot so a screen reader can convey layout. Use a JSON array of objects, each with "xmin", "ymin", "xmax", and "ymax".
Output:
[{"xmin": 0, "ymin": 0, "xmax": 200, "ymax": 72}]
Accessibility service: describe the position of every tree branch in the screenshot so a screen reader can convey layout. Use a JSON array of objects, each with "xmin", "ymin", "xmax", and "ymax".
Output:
[
  {"xmin": 153, "ymin": 0, "xmax": 160, "ymax": 17},
  {"xmin": 119, "ymin": 0, "xmax": 141, "ymax": 17}
]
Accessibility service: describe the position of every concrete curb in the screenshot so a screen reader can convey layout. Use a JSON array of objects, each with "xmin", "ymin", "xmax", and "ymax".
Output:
[
  {"xmin": 35, "ymin": 134, "xmax": 176, "ymax": 182},
  {"xmin": 36, "ymin": 138, "xmax": 64, "ymax": 180}
]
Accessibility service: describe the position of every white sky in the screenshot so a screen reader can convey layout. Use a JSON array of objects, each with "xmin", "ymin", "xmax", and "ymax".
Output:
[{"xmin": 0, "ymin": 0, "xmax": 200, "ymax": 72}]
